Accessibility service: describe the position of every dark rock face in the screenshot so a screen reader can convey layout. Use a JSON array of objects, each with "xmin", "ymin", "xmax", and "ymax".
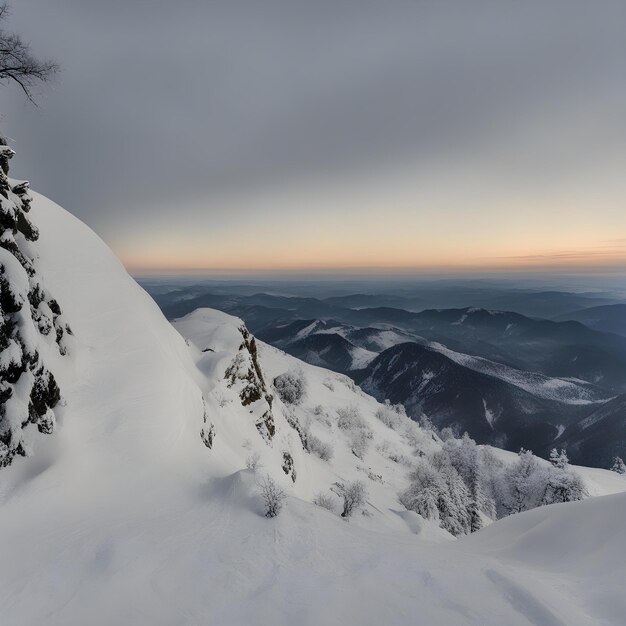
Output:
[
  {"xmin": 200, "ymin": 399, "xmax": 215, "ymax": 449},
  {"xmin": 282, "ymin": 451, "xmax": 296, "ymax": 483},
  {"xmin": 224, "ymin": 325, "xmax": 275, "ymax": 442},
  {"xmin": 0, "ymin": 140, "xmax": 69, "ymax": 467}
]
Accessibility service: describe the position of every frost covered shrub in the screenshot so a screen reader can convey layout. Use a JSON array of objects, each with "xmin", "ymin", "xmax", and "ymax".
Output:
[
  {"xmin": 350, "ymin": 430, "xmax": 370, "ymax": 459},
  {"xmin": 339, "ymin": 480, "xmax": 368, "ymax": 518},
  {"xmin": 440, "ymin": 426, "xmax": 460, "ymax": 441},
  {"xmin": 337, "ymin": 405, "xmax": 366, "ymax": 430},
  {"xmin": 501, "ymin": 448, "xmax": 586, "ymax": 514},
  {"xmin": 246, "ymin": 452, "xmax": 261, "ymax": 471},
  {"xmin": 259, "ymin": 474, "xmax": 286, "ymax": 518},
  {"xmin": 336, "ymin": 406, "xmax": 372, "ymax": 457},
  {"xmin": 375, "ymin": 401, "xmax": 406, "ymax": 430},
  {"xmin": 273, "ymin": 370, "xmax": 307, "ymax": 405},
  {"xmin": 611, "ymin": 456, "xmax": 626, "ymax": 474},
  {"xmin": 308, "ymin": 433, "xmax": 333, "ymax": 461},
  {"xmin": 377, "ymin": 441, "xmax": 413, "ymax": 466},
  {"xmin": 313, "ymin": 492, "xmax": 335, "ymax": 512}
]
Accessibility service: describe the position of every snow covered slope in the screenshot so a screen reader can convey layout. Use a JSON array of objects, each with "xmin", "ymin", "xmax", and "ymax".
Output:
[
  {"xmin": 461, "ymin": 492, "xmax": 626, "ymax": 625},
  {"xmin": 1, "ymin": 191, "xmax": 625, "ymax": 625}
]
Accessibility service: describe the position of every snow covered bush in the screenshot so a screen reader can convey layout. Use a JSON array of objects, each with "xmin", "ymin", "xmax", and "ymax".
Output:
[
  {"xmin": 350, "ymin": 429, "xmax": 371, "ymax": 459},
  {"xmin": 337, "ymin": 405, "xmax": 366, "ymax": 430},
  {"xmin": 307, "ymin": 433, "xmax": 333, "ymax": 461},
  {"xmin": 374, "ymin": 401, "xmax": 407, "ymax": 431},
  {"xmin": 246, "ymin": 452, "xmax": 261, "ymax": 471},
  {"xmin": 500, "ymin": 448, "xmax": 586, "ymax": 513},
  {"xmin": 258, "ymin": 474, "xmax": 286, "ymax": 518},
  {"xmin": 313, "ymin": 492, "xmax": 335, "ymax": 512},
  {"xmin": 611, "ymin": 456, "xmax": 626, "ymax": 475},
  {"xmin": 377, "ymin": 441, "xmax": 413, "ymax": 466},
  {"xmin": 339, "ymin": 480, "xmax": 368, "ymax": 518},
  {"xmin": 0, "ymin": 139, "xmax": 69, "ymax": 467},
  {"xmin": 273, "ymin": 369, "xmax": 307, "ymax": 405}
]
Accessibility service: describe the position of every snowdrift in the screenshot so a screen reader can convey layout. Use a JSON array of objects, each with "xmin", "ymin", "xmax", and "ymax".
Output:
[{"xmin": 0, "ymin": 192, "xmax": 624, "ymax": 625}]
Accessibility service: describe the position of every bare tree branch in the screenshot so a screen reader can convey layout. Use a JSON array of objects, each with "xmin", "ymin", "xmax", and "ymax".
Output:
[{"xmin": 0, "ymin": 2, "xmax": 58, "ymax": 104}]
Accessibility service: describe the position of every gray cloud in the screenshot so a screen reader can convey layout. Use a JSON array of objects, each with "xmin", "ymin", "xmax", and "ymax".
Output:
[{"xmin": 1, "ymin": 0, "xmax": 625, "ymax": 245}]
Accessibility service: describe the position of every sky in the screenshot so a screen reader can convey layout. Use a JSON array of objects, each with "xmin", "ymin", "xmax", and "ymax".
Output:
[{"xmin": 1, "ymin": 1, "xmax": 626, "ymax": 276}]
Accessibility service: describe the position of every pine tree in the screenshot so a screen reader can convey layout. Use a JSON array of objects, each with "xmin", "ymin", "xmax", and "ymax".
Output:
[{"xmin": 0, "ymin": 139, "xmax": 69, "ymax": 467}]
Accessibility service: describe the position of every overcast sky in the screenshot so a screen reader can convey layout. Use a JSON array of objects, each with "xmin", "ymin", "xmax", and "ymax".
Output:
[{"xmin": 2, "ymin": 1, "xmax": 626, "ymax": 274}]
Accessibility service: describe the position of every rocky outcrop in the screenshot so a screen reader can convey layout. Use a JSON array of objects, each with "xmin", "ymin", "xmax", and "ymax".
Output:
[{"xmin": 224, "ymin": 325, "xmax": 275, "ymax": 442}]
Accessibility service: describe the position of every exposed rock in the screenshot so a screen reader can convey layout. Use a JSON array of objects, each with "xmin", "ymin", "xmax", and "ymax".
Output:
[
  {"xmin": 225, "ymin": 324, "xmax": 275, "ymax": 442},
  {"xmin": 281, "ymin": 451, "xmax": 296, "ymax": 483}
]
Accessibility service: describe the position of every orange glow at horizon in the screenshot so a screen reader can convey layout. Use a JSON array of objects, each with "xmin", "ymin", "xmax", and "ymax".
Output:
[
  {"xmin": 111, "ymin": 158, "xmax": 626, "ymax": 277},
  {"xmin": 121, "ymin": 242, "xmax": 626, "ymax": 275}
]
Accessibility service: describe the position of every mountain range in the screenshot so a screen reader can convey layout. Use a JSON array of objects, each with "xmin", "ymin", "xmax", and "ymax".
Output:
[{"xmin": 146, "ymin": 289, "xmax": 626, "ymax": 467}]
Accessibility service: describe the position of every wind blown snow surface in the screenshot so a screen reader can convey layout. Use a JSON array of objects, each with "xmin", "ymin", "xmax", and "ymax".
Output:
[{"xmin": 0, "ymin": 193, "xmax": 625, "ymax": 625}]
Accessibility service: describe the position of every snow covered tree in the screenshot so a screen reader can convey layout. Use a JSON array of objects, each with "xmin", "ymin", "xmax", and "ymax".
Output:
[
  {"xmin": 402, "ymin": 451, "xmax": 473, "ymax": 536},
  {"xmin": 0, "ymin": 139, "xmax": 69, "ymax": 467},
  {"xmin": 468, "ymin": 471, "xmax": 483, "ymax": 533},
  {"xmin": 433, "ymin": 457, "xmax": 472, "ymax": 536},
  {"xmin": 503, "ymin": 449, "xmax": 542, "ymax": 514},
  {"xmin": 400, "ymin": 462, "xmax": 444, "ymax": 524},
  {"xmin": 339, "ymin": 480, "xmax": 367, "ymax": 518},
  {"xmin": 611, "ymin": 456, "xmax": 626, "ymax": 475},
  {"xmin": 540, "ymin": 455, "xmax": 586, "ymax": 506},
  {"xmin": 444, "ymin": 434, "xmax": 495, "ymax": 520},
  {"xmin": 549, "ymin": 448, "xmax": 569, "ymax": 470}
]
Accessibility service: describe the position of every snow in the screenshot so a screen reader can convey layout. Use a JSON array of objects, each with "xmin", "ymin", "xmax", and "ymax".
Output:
[
  {"xmin": 349, "ymin": 345, "xmax": 378, "ymax": 369},
  {"xmin": 462, "ymin": 492, "xmax": 626, "ymax": 625},
  {"xmin": 362, "ymin": 328, "xmax": 419, "ymax": 351},
  {"xmin": 483, "ymin": 399, "xmax": 497, "ymax": 429},
  {"xmin": 0, "ymin": 192, "xmax": 625, "ymax": 624}
]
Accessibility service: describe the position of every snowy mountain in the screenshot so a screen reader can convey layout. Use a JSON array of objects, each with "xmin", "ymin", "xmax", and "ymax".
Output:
[
  {"xmin": 256, "ymin": 316, "xmax": 612, "ymax": 456},
  {"xmin": 0, "ymin": 180, "xmax": 625, "ymax": 624},
  {"xmin": 255, "ymin": 319, "xmax": 400, "ymax": 372},
  {"xmin": 554, "ymin": 394, "xmax": 626, "ymax": 467},
  {"xmin": 357, "ymin": 341, "xmax": 609, "ymax": 453},
  {"xmin": 554, "ymin": 303, "xmax": 626, "ymax": 337}
]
